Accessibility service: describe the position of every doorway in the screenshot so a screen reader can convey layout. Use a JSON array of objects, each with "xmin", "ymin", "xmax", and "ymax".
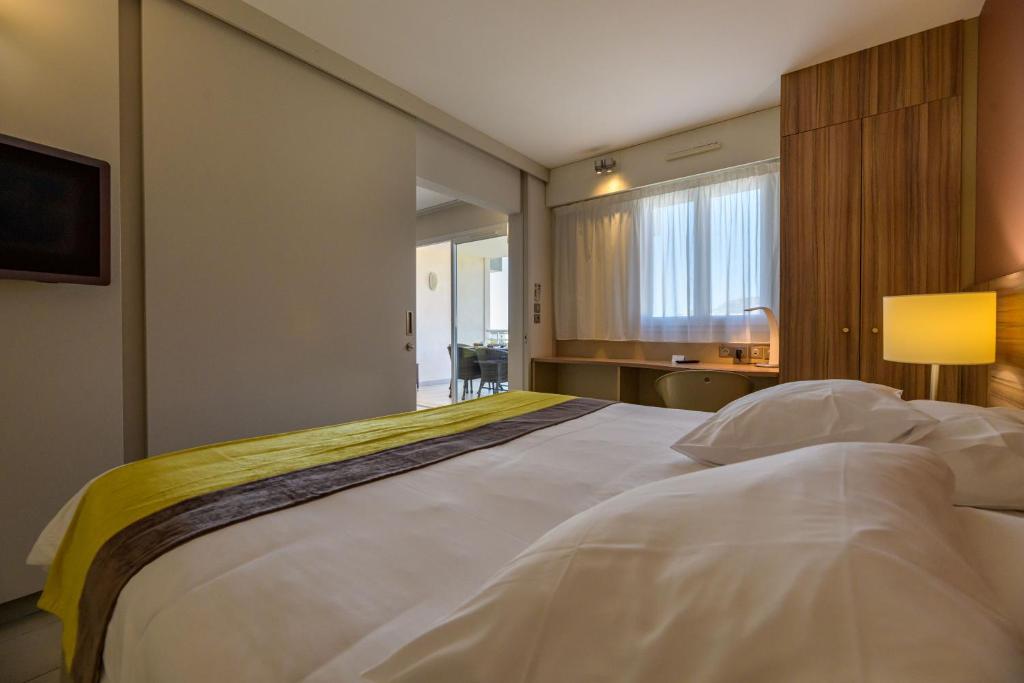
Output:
[{"xmin": 416, "ymin": 230, "xmax": 509, "ymax": 408}]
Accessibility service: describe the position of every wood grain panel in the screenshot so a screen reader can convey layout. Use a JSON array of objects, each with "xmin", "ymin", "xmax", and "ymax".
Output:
[
  {"xmin": 866, "ymin": 30, "xmax": 926, "ymax": 114},
  {"xmin": 866, "ymin": 22, "xmax": 962, "ymax": 116},
  {"xmin": 989, "ymin": 365, "xmax": 1024, "ymax": 409},
  {"xmin": 780, "ymin": 121, "xmax": 861, "ymax": 382},
  {"xmin": 784, "ymin": 22, "xmax": 960, "ymax": 136},
  {"xmin": 816, "ymin": 51, "xmax": 867, "ymax": 127},
  {"xmin": 860, "ymin": 98, "xmax": 961, "ymax": 400},
  {"xmin": 981, "ymin": 270, "xmax": 1024, "ymax": 408},
  {"xmin": 961, "ymin": 270, "xmax": 1024, "ymax": 407},
  {"xmin": 959, "ymin": 277, "xmax": 993, "ymax": 406},
  {"xmin": 924, "ymin": 21, "xmax": 963, "ymax": 102},
  {"xmin": 781, "ymin": 65, "xmax": 818, "ymax": 136}
]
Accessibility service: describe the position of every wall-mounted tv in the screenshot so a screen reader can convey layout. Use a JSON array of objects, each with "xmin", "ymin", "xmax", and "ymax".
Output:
[{"xmin": 0, "ymin": 132, "xmax": 110, "ymax": 285}]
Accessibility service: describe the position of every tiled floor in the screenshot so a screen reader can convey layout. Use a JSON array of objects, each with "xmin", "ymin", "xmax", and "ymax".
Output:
[
  {"xmin": 416, "ymin": 380, "xmax": 503, "ymax": 409},
  {"xmin": 0, "ymin": 593, "xmax": 63, "ymax": 683},
  {"xmin": 416, "ymin": 382, "xmax": 454, "ymax": 409}
]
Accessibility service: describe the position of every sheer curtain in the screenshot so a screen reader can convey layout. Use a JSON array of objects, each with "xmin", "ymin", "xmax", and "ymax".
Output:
[{"xmin": 554, "ymin": 160, "xmax": 779, "ymax": 342}]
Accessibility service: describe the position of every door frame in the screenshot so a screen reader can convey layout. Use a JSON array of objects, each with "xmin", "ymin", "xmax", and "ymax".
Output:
[{"xmin": 447, "ymin": 229, "xmax": 511, "ymax": 402}]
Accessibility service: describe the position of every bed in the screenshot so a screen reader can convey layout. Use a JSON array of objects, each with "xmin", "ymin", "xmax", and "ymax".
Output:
[
  {"xmin": 29, "ymin": 391, "xmax": 1024, "ymax": 682},
  {"xmin": 36, "ymin": 397, "xmax": 712, "ymax": 681},
  {"xmin": 30, "ymin": 273, "xmax": 1024, "ymax": 683}
]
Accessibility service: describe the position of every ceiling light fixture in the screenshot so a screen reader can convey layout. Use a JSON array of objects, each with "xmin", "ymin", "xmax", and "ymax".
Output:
[{"xmin": 594, "ymin": 157, "xmax": 617, "ymax": 175}]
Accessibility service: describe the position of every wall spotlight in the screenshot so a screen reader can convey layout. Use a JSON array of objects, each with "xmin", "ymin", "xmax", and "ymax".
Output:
[{"xmin": 593, "ymin": 157, "xmax": 617, "ymax": 175}]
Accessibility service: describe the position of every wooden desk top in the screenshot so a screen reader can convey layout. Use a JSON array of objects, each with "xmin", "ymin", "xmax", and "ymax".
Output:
[{"xmin": 532, "ymin": 356, "xmax": 780, "ymax": 376}]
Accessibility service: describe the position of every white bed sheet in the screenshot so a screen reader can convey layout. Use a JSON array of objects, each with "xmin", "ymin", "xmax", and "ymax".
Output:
[{"xmin": 101, "ymin": 402, "xmax": 709, "ymax": 683}]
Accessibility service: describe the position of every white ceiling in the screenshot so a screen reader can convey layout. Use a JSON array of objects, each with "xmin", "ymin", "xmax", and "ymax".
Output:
[
  {"xmin": 244, "ymin": 0, "xmax": 983, "ymax": 169},
  {"xmin": 416, "ymin": 186, "xmax": 456, "ymax": 212}
]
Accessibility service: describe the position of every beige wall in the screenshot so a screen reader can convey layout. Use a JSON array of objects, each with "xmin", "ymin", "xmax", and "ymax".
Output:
[
  {"xmin": 525, "ymin": 175, "xmax": 555, "ymax": 365},
  {"xmin": 142, "ymin": 0, "xmax": 416, "ymax": 453},
  {"xmin": 416, "ymin": 122, "xmax": 522, "ymax": 215},
  {"xmin": 975, "ymin": 0, "xmax": 1024, "ymax": 282},
  {"xmin": 0, "ymin": 0, "xmax": 125, "ymax": 602},
  {"xmin": 546, "ymin": 108, "xmax": 780, "ymax": 207},
  {"xmin": 0, "ymin": 0, "xmax": 539, "ymax": 603}
]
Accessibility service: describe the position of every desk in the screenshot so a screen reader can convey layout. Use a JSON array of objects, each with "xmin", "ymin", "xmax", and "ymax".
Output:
[{"xmin": 531, "ymin": 356, "xmax": 779, "ymax": 405}]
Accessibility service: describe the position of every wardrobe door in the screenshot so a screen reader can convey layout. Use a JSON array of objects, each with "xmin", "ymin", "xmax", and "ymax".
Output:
[
  {"xmin": 861, "ymin": 98, "xmax": 961, "ymax": 400},
  {"xmin": 781, "ymin": 65, "xmax": 819, "ymax": 136},
  {"xmin": 780, "ymin": 120, "xmax": 862, "ymax": 382},
  {"xmin": 865, "ymin": 22, "xmax": 962, "ymax": 117}
]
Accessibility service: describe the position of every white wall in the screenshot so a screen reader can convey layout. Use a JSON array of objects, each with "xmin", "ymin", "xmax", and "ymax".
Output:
[
  {"xmin": 456, "ymin": 255, "xmax": 487, "ymax": 345},
  {"xmin": 415, "ymin": 243, "xmax": 452, "ymax": 384},
  {"xmin": 488, "ymin": 260, "xmax": 509, "ymax": 331},
  {"xmin": 525, "ymin": 175, "xmax": 555, "ymax": 363},
  {"xmin": 142, "ymin": 0, "xmax": 416, "ymax": 454},
  {"xmin": 546, "ymin": 108, "xmax": 781, "ymax": 207},
  {"xmin": 0, "ymin": 0, "xmax": 125, "ymax": 602}
]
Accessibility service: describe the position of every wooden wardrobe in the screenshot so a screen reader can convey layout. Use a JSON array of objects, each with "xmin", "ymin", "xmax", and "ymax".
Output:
[{"xmin": 779, "ymin": 22, "xmax": 963, "ymax": 401}]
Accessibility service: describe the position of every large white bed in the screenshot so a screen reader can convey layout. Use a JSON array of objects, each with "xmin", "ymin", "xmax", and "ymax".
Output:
[
  {"xmin": 33, "ymin": 390, "xmax": 1024, "ymax": 682},
  {"xmin": 100, "ymin": 402, "xmax": 707, "ymax": 682}
]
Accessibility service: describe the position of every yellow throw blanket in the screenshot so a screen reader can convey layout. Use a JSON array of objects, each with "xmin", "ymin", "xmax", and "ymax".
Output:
[{"xmin": 40, "ymin": 391, "xmax": 576, "ymax": 673}]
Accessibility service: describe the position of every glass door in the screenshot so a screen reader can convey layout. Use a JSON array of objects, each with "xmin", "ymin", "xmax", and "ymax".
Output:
[{"xmin": 451, "ymin": 233, "xmax": 509, "ymax": 402}]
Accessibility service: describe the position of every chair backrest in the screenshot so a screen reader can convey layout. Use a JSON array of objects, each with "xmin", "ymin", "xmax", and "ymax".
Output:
[
  {"xmin": 654, "ymin": 370, "xmax": 754, "ymax": 412},
  {"xmin": 475, "ymin": 347, "xmax": 509, "ymax": 382},
  {"xmin": 456, "ymin": 345, "xmax": 481, "ymax": 379}
]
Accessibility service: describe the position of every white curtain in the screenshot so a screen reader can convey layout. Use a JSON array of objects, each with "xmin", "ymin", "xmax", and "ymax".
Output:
[{"xmin": 554, "ymin": 160, "xmax": 779, "ymax": 342}]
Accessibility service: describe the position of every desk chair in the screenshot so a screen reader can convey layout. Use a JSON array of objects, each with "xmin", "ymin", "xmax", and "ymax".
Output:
[{"xmin": 654, "ymin": 370, "xmax": 754, "ymax": 412}]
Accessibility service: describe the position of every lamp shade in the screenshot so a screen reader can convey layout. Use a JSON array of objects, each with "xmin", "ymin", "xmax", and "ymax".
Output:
[{"xmin": 882, "ymin": 292, "xmax": 996, "ymax": 366}]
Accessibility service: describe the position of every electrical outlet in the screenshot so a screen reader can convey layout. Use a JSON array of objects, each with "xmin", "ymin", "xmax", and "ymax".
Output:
[
  {"xmin": 751, "ymin": 345, "xmax": 764, "ymax": 360},
  {"xmin": 718, "ymin": 345, "xmax": 732, "ymax": 358}
]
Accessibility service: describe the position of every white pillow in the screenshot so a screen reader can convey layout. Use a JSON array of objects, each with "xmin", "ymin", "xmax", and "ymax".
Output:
[
  {"xmin": 672, "ymin": 379, "xmax": 936, "ymax": 465},
  {"xmin": 364, "ymin": 443, "xmax": 1024, "ymax": 683},
  {"xmin": 909, "ymin": 400, "xmax": 1024, "ymax": 510}
]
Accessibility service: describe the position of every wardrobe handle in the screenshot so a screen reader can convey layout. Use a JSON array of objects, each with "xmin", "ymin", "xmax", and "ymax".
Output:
[
  {"xmin": 871, "ymin": 327, "xmax": 879, "ymax": 334},
  {"xmin": 841, "ymin": 327, "xmax": 850, "ymax": 333}
]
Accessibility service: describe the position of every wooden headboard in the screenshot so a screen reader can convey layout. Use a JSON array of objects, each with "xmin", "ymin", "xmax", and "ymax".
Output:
[{"xmin": 962, "ymin": 270, "xmax": 1024, "ymax": 408}]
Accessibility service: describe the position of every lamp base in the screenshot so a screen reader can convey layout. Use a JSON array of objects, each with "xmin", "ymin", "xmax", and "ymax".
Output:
[
  {"xmin": 755, "ymin": 363, "xmax": 779, "ymax": 368},
  {"xmin": 929, "ymin": 363, "xmax": 940, "ymax": 401}
]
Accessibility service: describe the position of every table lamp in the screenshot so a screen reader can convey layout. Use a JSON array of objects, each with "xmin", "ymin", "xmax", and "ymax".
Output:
[
  {"xmin": 882, "ymin": 292, "xmax": 996, "ymax": 400},
  {"xmin": 743, "ymin": 307, "xmax": 779, "ymax": 368}
]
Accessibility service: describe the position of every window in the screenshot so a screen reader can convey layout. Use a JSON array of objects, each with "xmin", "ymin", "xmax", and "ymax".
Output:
[{"xmin": 554, "ymin": 161, "xmax": 779, "ymax": 342}]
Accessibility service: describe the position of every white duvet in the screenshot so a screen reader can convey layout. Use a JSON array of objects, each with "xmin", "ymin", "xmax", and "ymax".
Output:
[
  {"xmin": 367, "ymin": 443, "xmax": 1024, "ymax": 682},
  {"xmin": 32, "ymin": 402, "xmax": 1024, "ymax": 682},
  {"xmin": 99, "ymin": 403, "xmax": 709, "ymax": 682}
]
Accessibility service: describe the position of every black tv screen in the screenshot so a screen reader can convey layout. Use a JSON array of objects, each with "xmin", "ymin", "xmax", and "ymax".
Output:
[{"xmin": 0, "ymin": 133, "xmax": 110, "ymax": 285}]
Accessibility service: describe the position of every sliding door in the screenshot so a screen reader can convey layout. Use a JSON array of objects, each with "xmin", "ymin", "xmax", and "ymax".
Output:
[{"xmin": 142, "ymin": 0, "xmax": 416, "ymax": 453}]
